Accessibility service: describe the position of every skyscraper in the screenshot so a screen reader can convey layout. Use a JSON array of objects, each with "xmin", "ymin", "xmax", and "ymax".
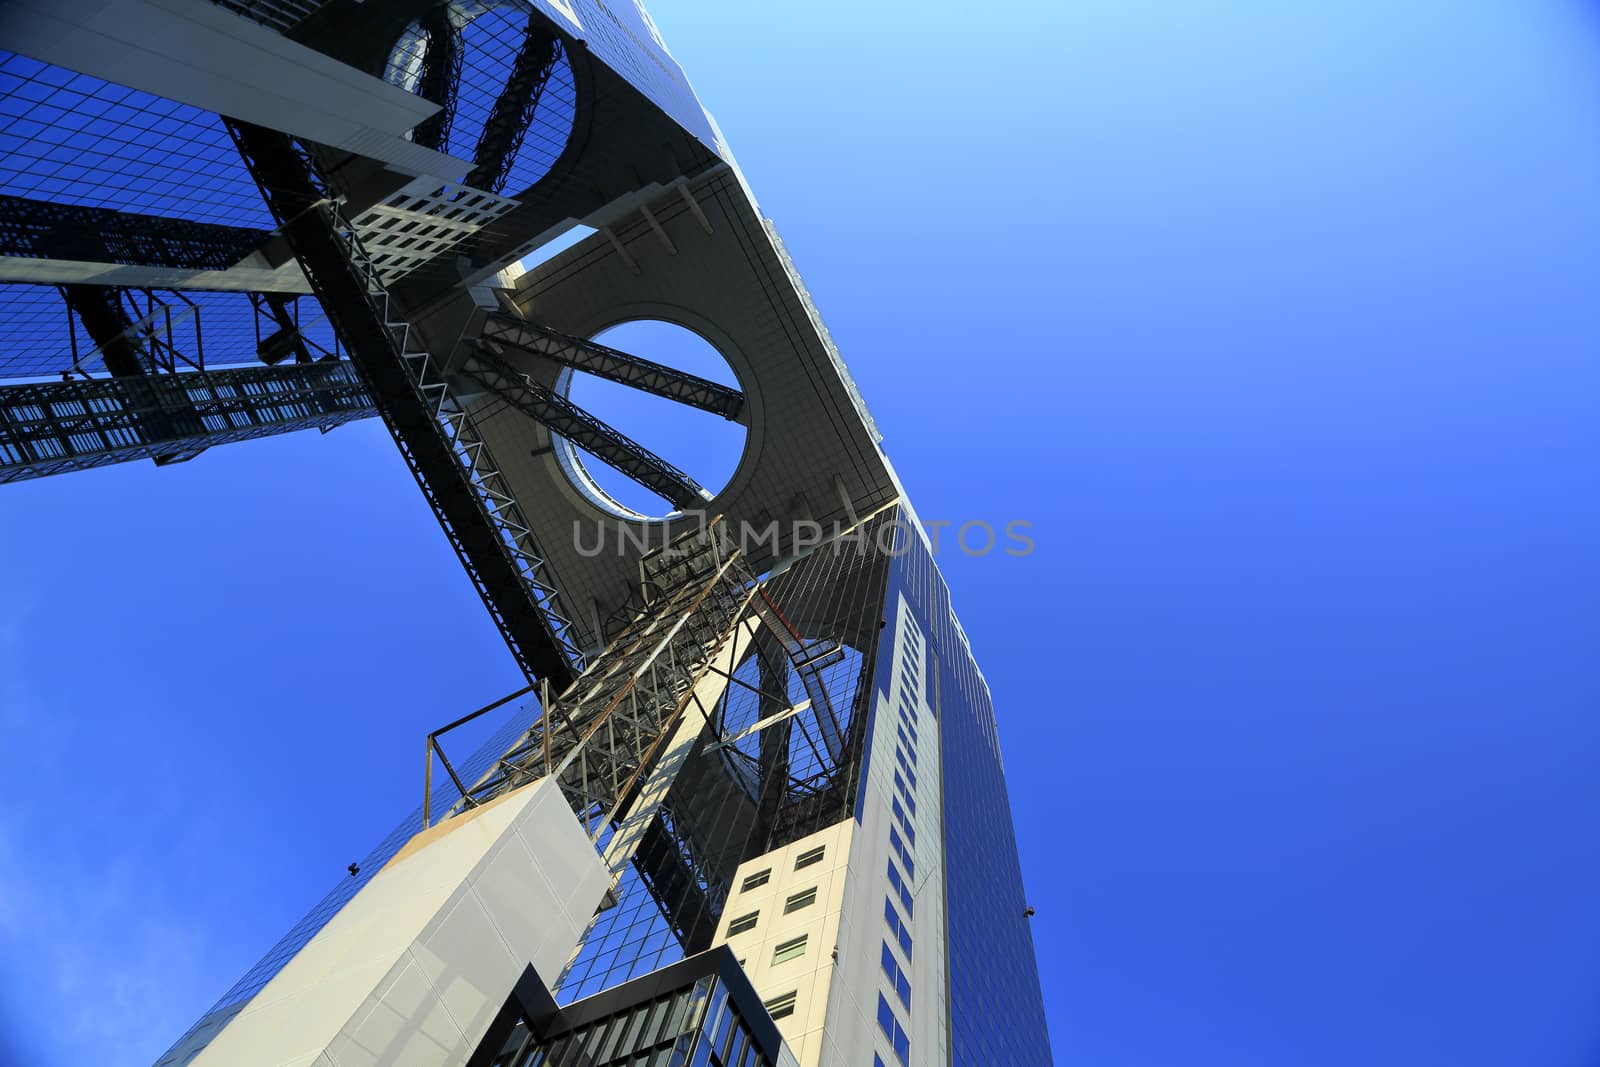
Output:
[{"xmin": 0, "ymin": 2, "xmax": 1051, "ymax": 1064}]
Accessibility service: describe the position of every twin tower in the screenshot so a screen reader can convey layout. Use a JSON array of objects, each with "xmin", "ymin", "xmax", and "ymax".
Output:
[{"xmin": 0, "ymin": 2, "xmax": 1051, "ymax": 1064}]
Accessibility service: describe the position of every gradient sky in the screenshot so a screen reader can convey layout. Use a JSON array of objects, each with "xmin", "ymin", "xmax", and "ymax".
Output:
[{"xmin": 4, "ymin": 2, "xmax": 1600, "ymax": 1064}]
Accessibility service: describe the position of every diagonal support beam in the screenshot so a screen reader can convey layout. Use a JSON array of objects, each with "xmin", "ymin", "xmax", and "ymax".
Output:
[
  {"xmin": 466, "ymin": 17, "xmax": 560, "ymax": 194},
  {"xmin": 61, "ymin": 284, "xmax": 151, "ymax": 379},
  {"xmin": 408, "ymin": 4, "xmax": 462, "ymax": 152},
  {"xmin": 480, "ymin": 311, "xmax": 745, "ymax": 421},
  {"xmin": 226, "ymin": 118, "xmax": 581, "ymax": 690},
  {"xmin": 456, "ymin": 342, "xmax": 709, "ymax": 512}
]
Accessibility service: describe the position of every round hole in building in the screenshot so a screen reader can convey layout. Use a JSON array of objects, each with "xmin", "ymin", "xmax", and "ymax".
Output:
[{"xmin": 556, "ymin": 319, "xmax": 747, "ymax": 520}]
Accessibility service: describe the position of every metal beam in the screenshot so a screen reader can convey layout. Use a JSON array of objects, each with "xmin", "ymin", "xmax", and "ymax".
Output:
[
  {"xmin": 0, "ymin": 361, "xmax": 373, "ymax": 483},
  {"xmin": 61, "ymin": 284, "xmax": 150, "ymax": 379},
  {"xmin": 456, "ymin": 342, "xmax": 708, "ymax": 511},
  {"xmin": 480, "ymin": 311, "xmax": 746, "ymax": 421},
  {"xmin": 0, "ymin": 195, "xmax": 274, "ymax": 273},
  {"xmin": 465, "ymin": 17, "xmax": 560, "ymax": 193},
  {"xmin": 226, "ymin": 118, "xmax": 582, "ymax": 689},
  {"xmin": 0, "ymin": 0, "xmax": 464, "ymax": 180},
  {"xmin": 408, "ymin": 4, "xmax": 462, "ymax": 152}
]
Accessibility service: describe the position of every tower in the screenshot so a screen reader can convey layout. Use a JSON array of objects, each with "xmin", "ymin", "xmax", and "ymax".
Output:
[{"xmin": 0, "ymin": 2, "xmax": 1051, "ymax": 1064}]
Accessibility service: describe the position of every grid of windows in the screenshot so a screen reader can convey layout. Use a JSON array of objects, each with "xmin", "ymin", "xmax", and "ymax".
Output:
[
  {"xmin": 862, "ymin": 602, "xmax": 932, "ymax": 1067},
  {"xmin": 541, "ymin": 0, "xmax": 722, "ymax": 153},
  {"xmin": 0, "ymin": 52, "xmax": 272, "ymax": 227},
  {"xmin": 556, "ymin": 855, "xmax": 682, "ymax": 1003}
]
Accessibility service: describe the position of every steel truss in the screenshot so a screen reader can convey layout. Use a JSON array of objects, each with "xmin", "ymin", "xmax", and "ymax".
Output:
[
  {"xmin": 48, "ymin": 284, "xmax": 335, "ymax": 380},
  {"xmin": 0, "ymin": 361, "xmax": 373, "ymax": 482},
  {"xmin": 226, "ymin": 119, "xmax": 587, "ymax": 687},
  {"xmin": 408, "ymin": 3, "xmax": 463, "ymax": 152},
  {"xmin": 429, "ymin": 520, "xmax": 758, "ymax": 838},
  {"xmin": 423, "ymin": 516, "xmax": 888, "ymax": 970},
  {"xmin": 466, "ymin": 17, "xmax": 561, "ymax": 194},
  {"xmin": 632, "ymin": 806, "xmax": 722, "ymax": 951},
  {"xmin": 0, "ymin": 194, "xmax": 273, "ymax": 273},
  {"xmin": 456, "ymin": 341, "xmax": 708, "ymax": 511},
  {"xmin": 479, "ymin": 311, "xmax": 746, "ymax": 421}
]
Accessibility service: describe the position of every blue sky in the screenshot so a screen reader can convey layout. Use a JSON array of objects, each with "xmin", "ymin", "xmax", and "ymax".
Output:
[{"xmin": 4, "ymin": 1, "xmax": 1600, "ymax": 1064}]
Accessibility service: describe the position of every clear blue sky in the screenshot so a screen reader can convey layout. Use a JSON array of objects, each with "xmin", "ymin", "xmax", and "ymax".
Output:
[{"xmin": 4, "ymin": 2, "xmax": 1600, "ymax": 1064}]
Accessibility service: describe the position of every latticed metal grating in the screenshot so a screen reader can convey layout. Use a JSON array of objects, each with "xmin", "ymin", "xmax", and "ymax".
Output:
[
  {"xmin": 349, "ymin": 177, "xmax": 521, "ymax": 280},
  {"xmin": 0, "ymin": 361, "xmax": 375, "ymax": 483}
]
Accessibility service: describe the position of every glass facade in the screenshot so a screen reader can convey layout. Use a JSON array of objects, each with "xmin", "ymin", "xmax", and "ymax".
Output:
[
  {"xmin": 484, "ymin": 948, "xmax": 787, "ymax": 1067},
  {"xmin": 880, "ymin": 521, "xmax": 1054, "ymax": 1066},
  {"xmin": 555, "ymin": 519, "xmax": 894, "ymax": 1003},
  {"xmin": 380, "ymin": 5, "xmax": 578, "ymax": 196},
  {"xmin": 527, "ymin": 0, "xmax": 723, "ymax": 154}
]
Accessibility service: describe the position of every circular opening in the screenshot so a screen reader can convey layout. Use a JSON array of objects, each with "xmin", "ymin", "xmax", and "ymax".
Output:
[
  {"xmin": 386, "ymin": 2, "xmax": 577, "ymax": 195},
  {"xmin": 559, "ymin": 320, "xmax": 747, "ymax": 519}
]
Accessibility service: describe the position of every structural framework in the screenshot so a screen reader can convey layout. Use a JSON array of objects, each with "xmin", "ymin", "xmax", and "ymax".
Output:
[{"xmin": 0, "ymin": 2, "xmax": 1052, "ymax": 1065}]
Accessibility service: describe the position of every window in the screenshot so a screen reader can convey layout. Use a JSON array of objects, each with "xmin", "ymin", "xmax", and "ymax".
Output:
[
  {"xmin": 884, "ymin": 898, "xmax": 913, "ymax": 959},
  {"xmin": 887, "ymin": 860, "xmax": 914, "ymax": 915},
  {"xmin": 880, "ymin": 941, "xmax": 912, "ymax": 1010},
  {"xmin": 783, "ymin": 887, "xmax": 817, "ymax": 914},
  {"xmin": 896, "ymin": 747, "xmax": 918, "ymax": 783},
  {"xmin": 764, "ymin": 991, "xmax": 797, "ymax": 1020},
  {"xmin": 772, "ymin": 934, "xmax": 808, "ymax": 965},
  {"xmin": 727, "ymin": 910, "xmax": 759, "ymax": 936},
  {"xmin": 876, "ymin": 993, "xmax": 910, "ymax": 1065},
  {"xmin": 893, "ymin": 769, "xmax": 912, "ymax": 804},
  {"xmin": 876, "ymin": 993, "xmax": 896, "ymax": 1038},
  {"xmin": 741, "ymin": 868, "xmax": 771, "ymax": 892},
  {"xmin": 890, "ymin": 828, "xmax": 915, "ymax": 879},
  {"xmin": 794, "ymin": 844, "xmax": 826, "ymax": 870}
]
